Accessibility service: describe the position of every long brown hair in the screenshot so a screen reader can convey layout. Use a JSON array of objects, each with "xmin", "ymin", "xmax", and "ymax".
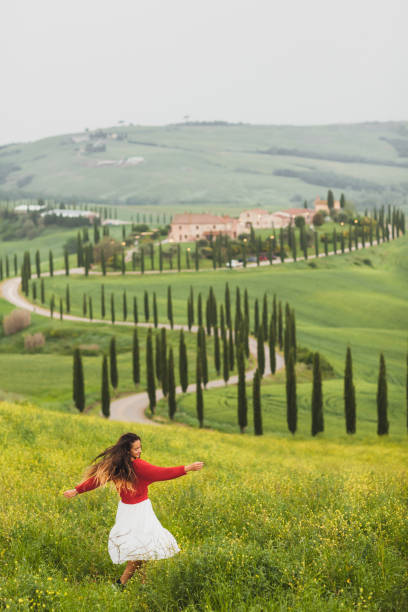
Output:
[{"xmin": 80, "ymin": 433, "xmax": 141, "ymax": 492}]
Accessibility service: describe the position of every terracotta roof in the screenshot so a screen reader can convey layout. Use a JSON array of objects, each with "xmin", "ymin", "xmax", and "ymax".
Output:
[
  {"xmin": 172, "ymin": 213, "xmax": 233, "ymax": 225},
  {"xmin": 286, "ymin": 208, "xmax": 311, "ymax": 214}
]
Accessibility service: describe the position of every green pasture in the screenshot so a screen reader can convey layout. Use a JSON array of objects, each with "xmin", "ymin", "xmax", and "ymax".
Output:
[
  {"xmin": 155, "ymin": 372, "xmax": 406, "ymax": 439},
  {"xmin": 1, "ymin": 121, "xmax": 408, "ymax": 209},
  {"xmin": 0, "ymin": 313, "xmax": 231, "ymax": 414},
  {"xmin": 33, "ymin": 236, "xmax": 408, "ymax": 379},
  {"xmin": 0, "ymin": 400, "xmax": 407, "ymax": 610}
]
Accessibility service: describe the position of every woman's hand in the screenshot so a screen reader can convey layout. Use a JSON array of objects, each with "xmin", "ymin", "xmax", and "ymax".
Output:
[
  {"xmin": 185, "ymin": 462, "xmax": 204, "ymax": 472},
  {"xmin": 63, "ymin": 489, "xmax": 78, "ymax": 499}
]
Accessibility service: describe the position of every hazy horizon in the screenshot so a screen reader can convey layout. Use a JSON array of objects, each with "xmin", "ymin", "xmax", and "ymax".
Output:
[{"xmin": 2, "ymin": 0, "xmax": 407, "ymax": 147}]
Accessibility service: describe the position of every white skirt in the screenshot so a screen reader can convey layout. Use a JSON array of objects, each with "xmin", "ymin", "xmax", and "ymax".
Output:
[{"xmin": 108, "ymin": 498, "xmax": 180, "ymax": 564}]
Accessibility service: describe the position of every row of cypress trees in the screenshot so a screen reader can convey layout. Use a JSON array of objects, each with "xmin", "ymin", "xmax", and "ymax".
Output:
[
  {"xmin": 286, "ymin": 347, "xmax": 392, "ymax": 436},
  {"xmin": 73, "ymin": 330, "xmax": 141, "ymax": 415},
  {"xmin": 12, "ymin": 203, "xmax": 406, "ymax": 281}
]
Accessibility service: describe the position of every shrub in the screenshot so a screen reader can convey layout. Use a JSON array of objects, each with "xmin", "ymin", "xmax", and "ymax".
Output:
[
  {"xmin": 312, "ymin": 212, "xmax": 325, "ymax": 226},
  {"xmin": 297, "ymin": 346, "xmax": 335, "ymax": 377},
  {"xmin": 3, "ymin": 309, "xmax": 31, "ymax": 335},
  {"xmin": 24, "ymin": 332, "xmax": 45, "ymax": 351}
]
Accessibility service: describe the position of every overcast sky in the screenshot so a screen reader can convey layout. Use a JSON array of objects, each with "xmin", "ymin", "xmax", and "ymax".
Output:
[{"xmin": 1, "ymin": 0, "xmax": 407, "ymax": 145}]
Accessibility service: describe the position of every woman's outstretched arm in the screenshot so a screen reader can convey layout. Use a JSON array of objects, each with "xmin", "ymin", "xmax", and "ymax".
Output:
[
  {"xmin": 134, "ymin": 459, "xmax": 204, "ymax": 483},
  {"xmin": 63, "ymin": 475, "xmax": 100, "ymax": 499}
]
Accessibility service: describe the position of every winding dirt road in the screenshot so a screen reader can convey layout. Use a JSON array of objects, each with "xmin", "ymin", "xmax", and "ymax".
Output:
[
  {"xmin": 0, "ymin": 270, "xmax": 284, "ymax": 425},
  {"xmin": 0, "ymin": 234, "xmax": 378, "ymax": 425}
]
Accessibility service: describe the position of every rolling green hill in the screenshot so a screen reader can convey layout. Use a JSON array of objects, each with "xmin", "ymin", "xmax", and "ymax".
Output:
[{"xmin": 1, "ymin": 121, "xmax": 408, "ymax": 211}]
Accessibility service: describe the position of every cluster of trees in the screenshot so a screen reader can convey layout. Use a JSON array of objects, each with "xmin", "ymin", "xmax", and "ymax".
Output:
[
  {"xmin": 2, "ymin": 202, "xmax": 406, "ymax": 283},
  {"xmin": 69, "ymin": 279, "xmax": 406, "ymax": 438}
]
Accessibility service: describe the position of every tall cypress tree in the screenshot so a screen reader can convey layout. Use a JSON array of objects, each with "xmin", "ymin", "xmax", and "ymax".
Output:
[
  {"xmin": 262, "ymin": 293, "xmax": 268, "ymax": 339},
  {"xmin": 66, "ymin": 284, "xmax": 70, "ymax": 313},
  {"xmin": 177, "ymin": 244, "xmax": 181, "ymax": 271},
  {"xmin": 167, "ymin": 285, "xmax": 173, "ymax": 329},
  {"xmin": 49, "ymin": 250, "xmax": 54, "ymax": 277},
  {"xmin": 179, "ymin": 329, "xmax": 188, "ymax": 392},
  {"xmin": 237, "ymin": 344, "xmax": 247, "ymax": 433},
  {"xmin": 109, "ymin": 337, "xmax": 118, "ymax": 389},
  {"xmin": 314, "ymin": 231, "xmax": 319, "ymax": 259},
  {"xmin": 344, "ymin": 347, "xmax": 356, "ymax": 434},
  {"xmin": 35, "ymin": 250, "xmax": 41, "ymax": 278},
  {"xmin": 73, "ymin": 348, "xmax": 85, "ymax": 412},
  {"xmin": 222, "ymin": 333, "xmax": 229, "ymax": 384},
  {"xmin": 132, "ymin": 328, "xmax": 140, "ymax": 384},
  {"xmin": 155, "ymin": 333, "xmax": 162, "ymax": 382},
  {"xmin": 146, "ymin": 328, "xmax": 156, "ymax": 413},
  {"xmin": 278, "ymin": 301, "xmax": 283, "ymax": 350},
  {"xmin": 196, "ymin": 353, "xmax": 204, "ymax": 428},
  {"xmin": 144, "ymin": 290, "xmax": 149, "ymax": 321},
  {"xmin": 269, "ymin": 317, "xmax": 276, "ymax": 375},
  {"xmin": 82, "ymin": 293, "xmax": 87, "ymax": 317},
  {"xmin": 110, "ymin": 292, "xmax": 115, "ymax": 324},
  {"xmin": 160, "ymin": 327, "xmax": 168, "ymax": 397},
  {"xmin": 254, "ymin": 298, "xmax": 259, "ymax": 335},
  {"xmin": 133, "ymin": 296, "xmax": 138, "ymax": 324},
  {"xmin": 123, "ymin": 290, "xmax": 127, "ymax": 321},
  {"xmin": 253, "ymin": 368, "xmax": 262, "ymax": 436},
  {"xmin": 311, "ymin": 352, "xmax": 324, "ymax": 436},
  {"xmin": 101, "ymin": 354, "xmax": 110, "ymax": 418},
  {"xmin": 88, "ymin": 296, "xmax": 93, "ymax": 321},
  {"xmin": 189, "ymin": 286, "xmax": 194, "ymax": 325},
  {"xmin": 64, "ymin": 249, "xmax": 70, "ymax": 276},
  {"xmin": 101, "ymin": 284, "xmax": 105, "ymax": 319},
  {"xmin": 101, "ymin": 249, "xmax": 106, "ymax": 276},
  {"xmin": 140, "ymin": 247, "xmax": 145, "ymax": 274},
  {"xmin": 153, "ymin": 292, "xmax": 158, "ymax": 328},
  {"xmin": 244, "ymin": 288, "xmax": 250, "ymax": 331},
  {"xmin": 327, "ymin": 189, "xmax": 334, "ymax": 209},
  {"xmin": 286, "ymin": 348, "xmax": 297, "ymax": 434},
  {"xmin": 257, "ymin": 326, "xmax": 265, "ymax": 377},
  {"xmin": 168, "ymin": 347, "xmax": 176, "ymax": 419},
  {"xmin": 197, "ymin": 293, "xmax": 203, "ymax": 328},
  {"xmin": 377, "ymin": 352, "xmax": 389, "ymax": 435},
  {"xmin": 187, "ymin": 295, "xmax": 193, "ymax": 331},
  {"xmin": 40, "ymin": 278, "xmax": 45, "ymax": 304},
  {"xmin": 214, "ymin": 325, "xmax": 221, "ymax": 375},
  {"xmin": 50, "ymin": 294, "xmax": 55, "ymax": 319},
  {"xmin": 228, "ymin": 326, "xmax": 234, "ymax": 371},
  {"xmin": 225, "ymin": 282, "xmax": 231, "ymax": 329},
  {"xmin": 198, "ymin": 326, "xmax": 209, "ymax": 387}
]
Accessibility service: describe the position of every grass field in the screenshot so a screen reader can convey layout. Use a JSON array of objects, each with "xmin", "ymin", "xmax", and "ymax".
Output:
[
  {"xmin": 0, "ymin": 400, "xmax": 407, "ymax": 611},
  {"xmin": 0, "ymin": 311, "xmax": 233, "ymax": 414}
]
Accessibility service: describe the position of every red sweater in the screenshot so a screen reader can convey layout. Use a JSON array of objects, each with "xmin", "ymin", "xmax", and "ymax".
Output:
[{"xmin": 75, "ymin": 459, "xmax": 186, "ymax": 504}]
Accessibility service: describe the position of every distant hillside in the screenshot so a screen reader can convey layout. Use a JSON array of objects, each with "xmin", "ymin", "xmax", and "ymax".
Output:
[{"xmin": 1, "ymin": 121, "xmax": 408, "ymax": 212}]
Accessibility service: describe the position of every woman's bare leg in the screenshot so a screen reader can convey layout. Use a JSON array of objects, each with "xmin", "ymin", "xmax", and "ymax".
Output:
[{"xmin": 120, "ymin": 560, "xmax": 146, "ymax": 585}]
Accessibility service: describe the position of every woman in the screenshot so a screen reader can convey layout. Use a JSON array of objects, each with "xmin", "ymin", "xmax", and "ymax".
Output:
[{"xmin": 63, "ymin": 432, "xmax": 203, "ymax": 589}]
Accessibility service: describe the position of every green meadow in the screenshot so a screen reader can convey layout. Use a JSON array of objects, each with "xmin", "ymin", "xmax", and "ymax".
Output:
[
  {"xmin": 22, "ymin": 234, "xmax": 406, "ymax": 432},
  {"xmin": 0, "ymin": 229, "xmax": 407, "ymax": 610},
  {"xmin": 0, "ymin": 401, "xmax": 407, "ymax": 611},
  {"xmin": 0, "ymin": 312, "xmax": 230, "ymax": 414},
  {"xmin": 1, "ymin": 121, "xmax": 408, "ymax": 210}
]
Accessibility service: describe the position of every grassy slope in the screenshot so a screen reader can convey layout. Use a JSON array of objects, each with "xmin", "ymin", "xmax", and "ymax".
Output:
[
  {"xmin": 2, "ymin": 234, "xmax": 406, "ymax": 434},
  {"xmin": 1, "ymin": 122, "xmax": 408, "ymax": 209},
  {"xmin": 0, "ymin": 400, "xmax": 407, "ymax": 611},
  {"xmin": 0, "ymin": 313, "xmax": 230, "ymax": 414}
]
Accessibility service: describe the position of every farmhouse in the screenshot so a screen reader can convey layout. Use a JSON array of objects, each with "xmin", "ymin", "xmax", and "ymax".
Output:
[
  {"xmin": 238, "ymin": 208, "xmax": 272, "ymax": 229},
  {"xmin": 314, "ymin": 196, "xmax": 340, "ymax": 213},
  {"xmin": 168, "ymin": 213, "xmax": 239, "ymax": 242}
]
